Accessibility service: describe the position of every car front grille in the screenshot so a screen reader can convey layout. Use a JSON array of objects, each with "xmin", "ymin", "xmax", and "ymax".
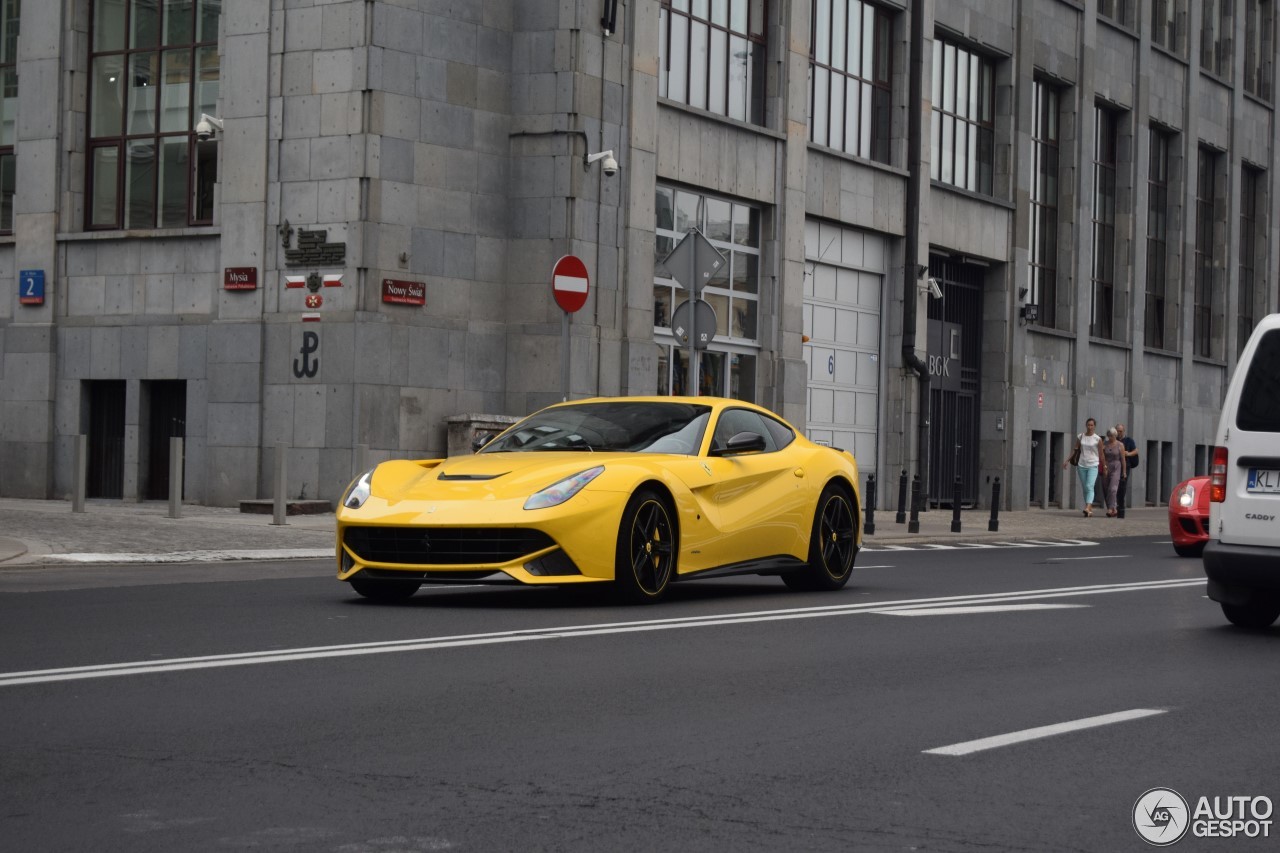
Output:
[{"xmin": 343, "ymin": 526, "xmax": 556, "ymax": 566}]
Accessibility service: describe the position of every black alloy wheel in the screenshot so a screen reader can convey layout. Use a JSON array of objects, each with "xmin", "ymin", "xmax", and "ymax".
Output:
[
  {"xmin": 615, "ymin": 488, "xmax": 676, "ymax": 603},
  {"xmin": 784, "ymin": 484, "xmax": 858, "ymax": 592}
]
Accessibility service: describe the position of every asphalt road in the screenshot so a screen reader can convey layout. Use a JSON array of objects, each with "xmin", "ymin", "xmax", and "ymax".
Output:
[{"xmin": 1, "ymin": 537, "xmax": 1276, "ymax": 852}]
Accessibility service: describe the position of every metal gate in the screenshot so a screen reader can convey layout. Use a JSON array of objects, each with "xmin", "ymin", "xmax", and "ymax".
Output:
[
  {"xmin": 145, "ymin": 380, "xmax": 187, "ymax": 500},
  {"xmin": 87, "ymin": 380, "xmax": 126, "ymax": 499},
  {"xmin": 927, "ymin": 255, "xmax": 984, "ymax": 506}
]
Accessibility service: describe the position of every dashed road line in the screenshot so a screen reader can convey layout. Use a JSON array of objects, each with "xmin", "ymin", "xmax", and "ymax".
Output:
[
  {"xmin": 863, "ymin": 538, "xmax": 1097, "ymax": 553},
  {"xmin": 924, "ymin": 708, "xmax": 1168, "ymax": 756}
]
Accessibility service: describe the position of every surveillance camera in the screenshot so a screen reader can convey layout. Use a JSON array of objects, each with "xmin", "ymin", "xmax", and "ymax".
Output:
[
  {"xmin": 585, "ymin": 149, "xmax": 619, "ymax": 177},
  {"xmin": 195, "ymin": 113, "xmax": 223, "ymax": 142},
  {"xmin": 927, "ymin": 277, "xmax": 944, "ymax": 299}
]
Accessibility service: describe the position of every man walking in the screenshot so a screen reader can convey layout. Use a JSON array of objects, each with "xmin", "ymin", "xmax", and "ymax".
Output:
[{"xmin": 1115, "ymin": 423, "xmax": 1139, "ymax": 518}]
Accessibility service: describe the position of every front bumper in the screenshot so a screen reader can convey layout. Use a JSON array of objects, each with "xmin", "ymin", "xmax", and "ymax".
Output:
[
  {"xmin": 335, "ymin": 490, "xmax": 625, "ymax": 584},
  {"xmin": 1203, "ymin": 540, "xmax": 1280, "ymax": 605}
]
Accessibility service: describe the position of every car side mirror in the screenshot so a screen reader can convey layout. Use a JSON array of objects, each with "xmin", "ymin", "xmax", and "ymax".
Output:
[
  {"xmin": 471, "ymin": 432, "xmax": 495, "ymax": 452},
  {"xmin": 713, "ymin": 431, "xmax": 767, "ymax": 456}
]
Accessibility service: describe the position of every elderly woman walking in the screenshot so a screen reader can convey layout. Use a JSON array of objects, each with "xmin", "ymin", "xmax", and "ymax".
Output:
[{"xmin": 1101, "ymin": 427, "xmax": 1127, "ymax": 517}]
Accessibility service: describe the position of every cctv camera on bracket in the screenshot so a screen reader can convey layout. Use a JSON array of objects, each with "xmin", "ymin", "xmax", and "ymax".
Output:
[
  {"xmin": 195, "ymin": 113, "xmax": 224, "ymax": 142},
  {"xmin": 926, "ymin": 277, "xmax": 944, "ymax": 299},
  {"xmin": 584, "ymin": 149, "xmax": 619, "ymax": 177}
]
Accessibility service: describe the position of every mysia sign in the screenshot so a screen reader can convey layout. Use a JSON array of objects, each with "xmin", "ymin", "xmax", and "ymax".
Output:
[{"xmin": 223, "ymin": 267, "xmax": 257, "ymax": 290}]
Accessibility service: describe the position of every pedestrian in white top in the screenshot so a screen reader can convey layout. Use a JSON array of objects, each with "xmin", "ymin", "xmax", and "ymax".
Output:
[{"xmin": 1062, "ymin": 417, "xmax": 1107, "ymax": 517}]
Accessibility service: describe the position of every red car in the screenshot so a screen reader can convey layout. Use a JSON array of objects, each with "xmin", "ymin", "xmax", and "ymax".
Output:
[{"xmin": 1169, "ymin": 476, "xmax": 1211, "ymax": 557}]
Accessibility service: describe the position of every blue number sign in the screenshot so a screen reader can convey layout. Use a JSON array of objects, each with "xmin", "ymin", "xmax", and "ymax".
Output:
[{"xmin": 19, "ymin": 270, "xmax": 45, "ymax": 306}]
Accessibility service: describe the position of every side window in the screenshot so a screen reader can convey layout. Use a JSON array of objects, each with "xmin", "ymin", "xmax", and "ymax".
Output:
[
  {"xmin": 711, "ymin": 409, "xmax": 779, "ymax": 453},
  {"xmin": 761, "ymin": 414, "xmax": 796, "ymax": 450},
  {"xmin": 1237, "ymin": 329, "xmax": 1280, "ymax": 432}
]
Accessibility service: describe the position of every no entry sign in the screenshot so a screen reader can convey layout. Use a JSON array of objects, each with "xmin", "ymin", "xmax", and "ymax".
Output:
[{"xmin": 552, "ymin": 255, "xmax": 589, "ymax": 313}]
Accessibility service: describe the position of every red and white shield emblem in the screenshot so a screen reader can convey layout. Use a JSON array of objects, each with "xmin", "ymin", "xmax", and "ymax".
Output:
[{"xmin": 305, "ymin": 294, "xmax": 323, "ymax": 309}]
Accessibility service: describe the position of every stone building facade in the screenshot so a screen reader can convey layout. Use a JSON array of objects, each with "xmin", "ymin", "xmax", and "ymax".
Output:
[{"xmin": 0, "ymin": 0, "xmax": 1275, "ymax": 510}]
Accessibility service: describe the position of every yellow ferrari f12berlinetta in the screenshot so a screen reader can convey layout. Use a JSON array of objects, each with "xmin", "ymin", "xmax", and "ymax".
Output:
[{"xmin": 337, "ymin": 396, "xmax": 862, "ymax": 603}]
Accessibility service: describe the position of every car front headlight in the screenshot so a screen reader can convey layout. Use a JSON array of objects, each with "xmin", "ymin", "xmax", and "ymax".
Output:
[
  {"xmin": 1177, "ymin": 483, "xmax": 1195, "ymax": 509},
  {"xmin": 524, "ymin": 466, "xmax": 604, "ymax": 510},
  {"xmin": 343, "ymin": 468, "xmax": 375, "ymax": 509}
]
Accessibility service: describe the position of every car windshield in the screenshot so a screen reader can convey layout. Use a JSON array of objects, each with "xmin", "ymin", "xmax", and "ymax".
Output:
[{"xmin": 481, "ymin": 402, "xmax": 712, "ymax": 454}]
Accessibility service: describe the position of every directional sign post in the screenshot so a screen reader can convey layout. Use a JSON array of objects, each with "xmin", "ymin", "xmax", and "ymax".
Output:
[
  {"xmin": 552, "ymin": 255, "xmax": 590, "ymax": 401},
  {"xmin": 662, "ymin": 229, "xmax": 726, "ymax": 396}
]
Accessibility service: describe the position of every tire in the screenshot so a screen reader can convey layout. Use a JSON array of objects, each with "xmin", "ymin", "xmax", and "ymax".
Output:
[
  {"xmin": 1221, "ymin": 601, "xmax": 1280, "ymax": 630},
  {"xmin": 783, "ymin": 484, "xmax": 858, "ymax": 592},
  {"xmin": 613, "ymin": 488, "xmax": 676, "ymax": 604},
  {"xmin": 1173, "ymin": 542, "xmax": 1205, "ymax": 558},
  {"xmin": 349, "ymin": 577, "xmax": 422, "ymax": 602}
]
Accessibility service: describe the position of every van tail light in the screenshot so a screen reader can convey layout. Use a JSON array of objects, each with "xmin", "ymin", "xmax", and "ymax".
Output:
[{"xmin": 1209, "ymin": 446, "xmax": 1228, "ymax": 502}]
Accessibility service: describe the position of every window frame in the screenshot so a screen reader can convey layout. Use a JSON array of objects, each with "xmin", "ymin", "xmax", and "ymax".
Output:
[
  {"xmin": 86, "ymin": 0, "xmax": 220, "ymax": 231},
  {"xmin": 1152, "ymin": 0, "xmax": 1188, "ymax": 54},
  {"xmin": 654, "ymin": 185, "xmax": 763, "ymax": 402},
  {"xmin": 0, "ymin": 0, "xmax": 17, "ymax": 235},
  {"xmin": 1029, "ymin": 79, "xmax": 1061, "ymax": 329},
  {"xmin": 808, "ymin": 0, "xmax": 893, "ymax": 164},
  {"xmin": 1145, "ymin": 127, "xmax": 1175, "ymax": 350},
  {"xmin": 930, "ymin": 37, "xmax": 996, "ymax": 196},
  {"xmin": 659, "ymin": 0, "xmax": 768, "ymax": 126},
  {"xmin": 1201, "ymin": 0, "xmax": 1235, "ymax": 80},
  {"xmin": 1244, "ymin": 0, "xmax": 1275, "ymax": 100},
  {"xmin": 1238, "ymin": 165, "xmax": 1265, "ymax": 357},
  {"xmin": 1194, "ymin": 146, "xmax": 1223, "ymax": 359},
  {"xmin": 1090, "ymin": 106, "xmax": 1120, "ymax": 340}
]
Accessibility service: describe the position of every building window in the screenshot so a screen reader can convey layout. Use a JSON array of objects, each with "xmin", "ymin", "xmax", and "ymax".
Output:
[
  {"xmin": 1239, "ymin": 166, "xmax": 1265, "ymax": 356},
  {"xmin": 1090, "ymin": 107, "xmax": 1119, "ymax": 340},
  {"xmin": 808, "ymin": 0, "xmax": 892, "ymax": 163},
  {"xmin": 87, "ymin": 0, "xmax": 220, "ymax": 230},
  {"xmin": 659, "ymin": 0, "xmax": 766, "ymax": 125},
  {"xmin": 1145, "ymin": 128, "xmax": 1174, "ymax": 350},
  {"xmin": 1244, "ymin": 0, "xmax": 1274, "ymax": 99},
  {"xmin": 930, "ymin": 38, "xmax": 995, "ymax": 195},
  {"xmin": 1194, "ymin": 146, "xmax": 1222, "ymax": 358},
  {"xmin": 1029, "ymin": 80, "xmax": 1060, "ymax": 328},
  {"xmin": 1098, "ymin": 0, "xmax": 1134, "ymax": 28},
  {"xmin": 1201, "ymin": 0, "xmax": 1235, "ymax": 79},
  {"xmin": 654, "ymin": 185, "xmax": 762, "ymax": 400},
  {"xmin": 1153, "ymin": 0, "xmax": 1188, "ymax": 54},
  {"xmin": 0, "ymin": 0, "xmax": 17, "ymax": 234}
]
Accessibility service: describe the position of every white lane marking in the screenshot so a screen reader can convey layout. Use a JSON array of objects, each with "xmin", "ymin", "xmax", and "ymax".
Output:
[
  {"xmin": 873, "ymin": 604, "xmax": 1088, "ymax": 616},
  {"xmin": 863, "ymin": 539, "xmax": 1098, "ymax": 554},
  {"xmin": 45, "ymin": 549, "xmax": 331, "ymax": 564},
  {"xmin": 1046, "ymin": 555, "xmax": 1126, "ymax": 562},
  {"xmin": 855, "ymin": 565, "xmax": 896, "ymax": 569},
  {"xmin": 924, "ymin": 708, "xmax": 1168, "ymax": 756},
  {"xmin": 0, "ymin": 579, "xmax": 1203, "ymax": 688}
]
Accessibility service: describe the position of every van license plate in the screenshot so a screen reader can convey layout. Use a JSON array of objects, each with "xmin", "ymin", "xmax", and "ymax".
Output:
[{"xmin": 1246, "ymin": 469, "xmax": 1280, "ymax": 492}]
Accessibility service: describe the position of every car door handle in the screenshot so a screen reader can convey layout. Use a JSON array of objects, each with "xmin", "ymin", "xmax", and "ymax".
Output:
[{"xmin": 793, "ymin": 468, "xmax": 805, "ymax": 478}]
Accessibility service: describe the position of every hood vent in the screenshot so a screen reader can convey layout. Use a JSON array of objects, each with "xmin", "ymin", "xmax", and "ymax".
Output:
[{"xmin": 437, "ymin": 471, "xmax": 507, "ymax": 481}]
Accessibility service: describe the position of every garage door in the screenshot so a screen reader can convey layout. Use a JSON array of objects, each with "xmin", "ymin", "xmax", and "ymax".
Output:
[{"xmin": 803, "ymin": 220, "xmax": 884, "ymax": 479}]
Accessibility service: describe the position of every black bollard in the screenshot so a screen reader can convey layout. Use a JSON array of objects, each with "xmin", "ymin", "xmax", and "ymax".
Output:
[
  {"xmin": 895, "ymin": 469, "xmax": 908, "ymax": 524},
  {"xmin": 864, "ymin": 473, "xmax": 877, "ymax": 535},
  {"xmin": 988, "ymin": 477, "xmax": 1001, "ymax": 532},
  {"xmin": 908, "ymin": 475, "xmax": 921, "ymax": 533},
  {"xmin": 950, "ymin": 475, "xmax": 962, "ymax": 532}
]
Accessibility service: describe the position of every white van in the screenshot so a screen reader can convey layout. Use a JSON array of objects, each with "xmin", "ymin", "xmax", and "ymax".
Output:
[{"xmin": 1204, "ymin": 313, "xmax": 1280, "ymax": 628}]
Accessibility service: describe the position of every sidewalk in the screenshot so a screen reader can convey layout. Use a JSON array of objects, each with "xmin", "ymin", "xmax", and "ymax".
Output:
[{"xmin": 0, "ymin": 496, "xmax": 1172, "ymax": 567}]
